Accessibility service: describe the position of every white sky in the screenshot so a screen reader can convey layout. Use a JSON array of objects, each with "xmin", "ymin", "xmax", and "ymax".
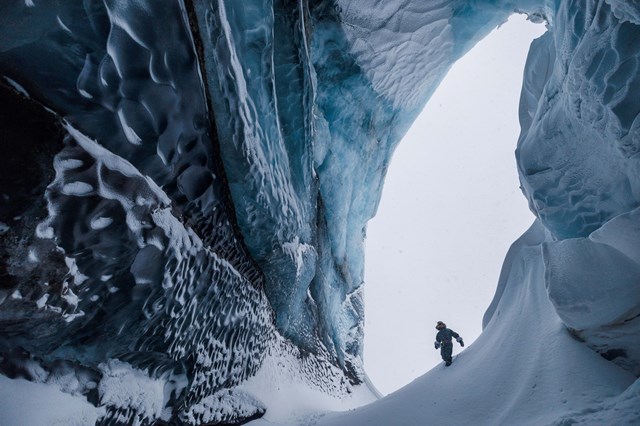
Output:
[{"xmin": 363, "ymin": 14, "xmax": 546, "ymax": 395}]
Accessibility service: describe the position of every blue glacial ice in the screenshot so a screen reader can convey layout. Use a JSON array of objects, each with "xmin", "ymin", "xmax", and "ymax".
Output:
[{"xmin": 0, "ymin": 0, "xmax": 639, "ymax": 424}]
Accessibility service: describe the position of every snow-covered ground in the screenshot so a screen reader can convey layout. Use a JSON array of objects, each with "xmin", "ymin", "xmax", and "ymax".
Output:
[
  {"xmin": 2, "ymin": 222, "xmax": 636, "ymax": 426},
  {"xmin": 250, "ymin": 221, "xmax": 638, "ymax": 425},
  {"xmin": 0, "ymin": 375, "xmax": 103, "ymax": 426},
  {"xmin": 313, "ymin": 222, "xmax": 636, "ymax": 425}
]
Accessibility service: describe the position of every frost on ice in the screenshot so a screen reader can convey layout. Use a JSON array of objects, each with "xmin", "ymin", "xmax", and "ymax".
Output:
[{"xmin": 0, "ymin": 0, "xmax": 640, "ymax": 425}]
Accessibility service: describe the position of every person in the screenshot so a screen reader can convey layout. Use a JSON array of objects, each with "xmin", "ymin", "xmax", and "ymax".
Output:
[{"xmin": 434, "ymin": 321, "xmax": 464, "ymax": 366}]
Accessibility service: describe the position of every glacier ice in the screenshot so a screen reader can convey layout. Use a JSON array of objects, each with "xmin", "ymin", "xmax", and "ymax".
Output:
[
  {"xmin": 0, "ymin": 1, "xmax": 275, "ymax": 423},
  {"xmin": 514, "ymin": 0, "xmax": 640, "ymax": 378},
  {"xmin": 0, "ymin": 0, "xmax": 639, "ymax": 424}
]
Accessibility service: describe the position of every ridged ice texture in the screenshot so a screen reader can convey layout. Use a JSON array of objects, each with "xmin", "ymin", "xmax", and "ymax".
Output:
[
  {"xmin": 517, "ymin": 0, "xmax": 640, "ymax": 239},
  {"xmin": 305, "ymin": 0, "xmax": 548, "ymax": 375},
  {"xmin": 515, "ymin": 0, "xmax": 640, "ymax": 374},
  {"xmin": 2, "ymin": 0, "xmax": 640, "ymax": 423},
  {"xmin": 0, "ymin": 1, "xmax": 273, "ymax": 423},
  {"xmin": 335, "ymin": 0, "xmax": 549, "ymax": 110},
  {"xmin": 187, "ymin": 0, "xmax": 541, "ymax": 378},
  {"xmin": 188, "ymin": 0, "xmax": 322, "ymax": 359},
  {"xmin": 0, "ymin": 0, "xmax": 574, "ymax": 401},
  {"xmin": 0, "ymin": 0, "xmax": 254, "ymax": 263}
]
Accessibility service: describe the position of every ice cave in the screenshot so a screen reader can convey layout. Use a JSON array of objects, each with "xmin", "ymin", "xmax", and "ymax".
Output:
[{"xmin": 0, "ymin": 0, "xmax": 639, "ymax": 425}]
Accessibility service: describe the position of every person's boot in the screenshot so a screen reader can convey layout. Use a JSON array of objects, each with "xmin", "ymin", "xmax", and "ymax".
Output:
[{"xmin": 445, "ymin": 360, "xmax": 452, "ymax": 366}]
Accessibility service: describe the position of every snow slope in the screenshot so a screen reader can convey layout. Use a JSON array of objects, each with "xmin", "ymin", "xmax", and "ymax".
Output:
[{"xmin": 311, "ymin": 221, "xmax": 637, "ymax": 425}]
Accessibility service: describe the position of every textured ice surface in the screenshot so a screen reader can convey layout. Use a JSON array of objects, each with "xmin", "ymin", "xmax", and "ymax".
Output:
[
  {"xmin": 188, "ymin": 0, "xmax": 322, "ymax": 361},
  {"xmin": 517, "ymin": 2, "xmax": 640, "ymax": 240},
  {"xmin": 0, "ymin": 1, "xmax": 273, "ymax": 422},
  {"xmin": 1, "ymin": 0, "xmax": 640, "ymax": 424},
  {"xmin": 514, "ymin": 0, "xmax": 640, "ymax": 377},
  {"xmin": 98, "ymin": 359, "xmax": 168, "ymax": 423}
]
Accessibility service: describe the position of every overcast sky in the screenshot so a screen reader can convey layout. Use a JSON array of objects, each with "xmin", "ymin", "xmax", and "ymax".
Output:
[{"xmin": 363, "ymin": 14, "xmax": 546, "ymax": 395}]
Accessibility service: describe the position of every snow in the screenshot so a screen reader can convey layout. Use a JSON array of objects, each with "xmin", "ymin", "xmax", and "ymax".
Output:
[
  {"xmin": 63, "ymin": 310, "xmax": 85, "ymax": 323},
  {"xmin": 0, "ymin": 375, "xmax": 103, "ymax": 426},
  {"xmin": 28, "ymin": 248, "xmax": 39, "ymax": 263},
  {"xmin": 182, "ymin": 389, "xmax": 265, "ymax": 425},
  {"xmin": 305, "ymin": 222, "xmax": 636, "ymax": 426},
  {"xmin": 0, "ymin": 0, "xmax": 639, "ymax": 424},
  {"xmin": 35, "ymin": 293, "xmax": 49, "ymax": 309},
  {"xmin": 61, "ymin": 182, "xmax": 94, "ymax": 196},
  {"xmin": 61, "ymin": 286, "xmax": 80, "ymax": 307},
  {"xmin": 89, "ymin": 216, "xmax": 113, "ymax": 230},
  {"xmin": 56, "ymin": 158, "xmax": 84, "ymax": 170},
  {"xmin": 35, "ymin": 222, "xmax": 54, "ymax": 239},
  {"xmin": 3, "ymin": 76, "xmax": 29, "ymax": 96},
  {"xmin": 281, "ymin": 236, "xmax": 315, "ymax": 278},
  {"xmin": 117, "ymin": 108, "xmax": 143, "ymax": 145},
  {"xmin": 98, "ymin": 360, "xmax": 168, "ymax": 423},
  {"xmin": 64, "ymin": 123, "xmax": 172, "ymax": 206},
  {"xmin": 543, "ymin": 236, "xmax": 640, "ymax": 330},
  {"xmin": 65, "ymin": 256, "xmax": 89, "ymax": 285},
  {"xmin": 241, "ymin": 337, "xmax": 377, "ymax": 425}
]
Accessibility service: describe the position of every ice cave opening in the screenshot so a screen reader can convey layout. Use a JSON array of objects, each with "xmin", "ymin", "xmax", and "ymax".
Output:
[
  {"xmin": 363, "ymin": 14, "xmax": 545, "ymax": 395},
  {"xmin": 3, "ymin": 1, "xmax": 640, "ymax": 424}
]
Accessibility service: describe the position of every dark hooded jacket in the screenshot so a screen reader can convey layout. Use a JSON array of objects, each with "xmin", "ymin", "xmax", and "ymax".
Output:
[{"xmin": 435, "ymin": 328, "xmax": 460, "ymax": 345}]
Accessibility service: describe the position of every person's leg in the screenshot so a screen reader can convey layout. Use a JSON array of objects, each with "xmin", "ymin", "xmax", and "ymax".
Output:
[{"xmin": 443, "ymin": 343, "xmax": 453, "ymax": 365}]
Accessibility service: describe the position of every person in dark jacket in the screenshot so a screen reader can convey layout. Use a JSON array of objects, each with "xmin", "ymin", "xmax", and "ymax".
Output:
[{"xmin": 434, "ymin": 321, "xmax": 464, "ymax": 366}]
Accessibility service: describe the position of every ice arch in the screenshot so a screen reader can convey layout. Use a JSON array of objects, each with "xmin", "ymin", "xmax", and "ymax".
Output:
[{"xmin": 364, "ymin": 14, "xmax": 542, "ymax": 395}]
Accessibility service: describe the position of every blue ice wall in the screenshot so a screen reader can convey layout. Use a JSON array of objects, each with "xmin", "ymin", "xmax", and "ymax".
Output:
[
  {"xmin": 187, "ymin": 0, "xmax": 322, "ymax": 360},
  {"xmin": 0, "ymin": 1, "xmax": 272, "ymax": 423},
  {"xmin": 513, "ymin": 0, "xmax": 640, "ymax": 374},
  {"xmin": 2, "ymin": 0, "xmax": 640, "ymax": 424}
]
